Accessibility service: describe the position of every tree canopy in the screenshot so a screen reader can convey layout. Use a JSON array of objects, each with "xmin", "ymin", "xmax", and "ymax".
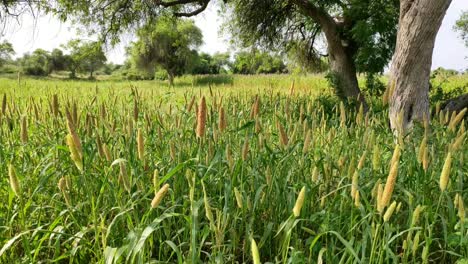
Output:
[
  {"xmin": 227, "ymin": 0, "xmax": 398, "ymax": 74},
  {"xmin": 0, "ymin": 40, "xmax": 14, "ymax": 67},
  {"xmin": 192, "ymin": 52, "xmax": 231, "ymax": 75},
  {"xmin": 232, "ymin": 50, "xmax": 287, "ymax": 74},
  {"xmin": 63, "ymin": 39, "xmax": 107, "ymax": 78},
  {"xmin": 129, "ymin": 16, "xmax": 202, "ymax": 85}
]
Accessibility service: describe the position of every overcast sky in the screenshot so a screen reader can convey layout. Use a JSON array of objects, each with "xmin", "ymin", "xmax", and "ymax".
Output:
[{"xmin": 1, "ymin": 0, "xmax": 467, "ymax": 71}]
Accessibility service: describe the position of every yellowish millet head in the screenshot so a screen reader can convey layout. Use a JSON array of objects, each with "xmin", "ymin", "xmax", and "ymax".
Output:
[
  {"xmin": 137, "ymin": 128, "xmax": 145, "ymax": 161},
  {"xmin": 234, "ymin": 187, "xmax": 243, "ymax": 209},
  {"xmin": 383, "ymin": 201, "xmax": 397, "ymax": 222},
  {"xmin": 251, "ymin": 238, "xmax": 261, "ymax": 264},
  {"xmin": 196, "ymin": 96, "xmax": 207, "ymax": 138},
  {"xmin": 439, "ymin": 151, "xmax": 452, "ymax": 192},
  {"xmin": 293, "ymin": 186, "xmax": 306, "ymax": 217},
  {"xmin": 151, "ymin": 183, "xmax": 170, "ymax": 209},
  {"xmin": 380, "ymin": 161, "xmax": 399, "ymax": 211},
  {"xmin": 8, "ymin": 163, "xmax": 20, "ymax": 196}
]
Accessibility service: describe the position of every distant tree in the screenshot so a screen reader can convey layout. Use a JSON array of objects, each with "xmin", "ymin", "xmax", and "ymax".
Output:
[
  {"xmin": 129, "ymin": 17, "xmax": 203, "ymax": 85},
  {"xmin": 211, "ymin": 52, "xmax": 231, "ymax": 74},
  {"xmin": 102, "ymin": 62, "xmax": 122, "ymax": 75},
  {"xmin": 232, "ymin": 50, "xmax": 286, "ymax": 74},
  {"xmin": 79, "ymin": 42, "xmax": 106, "ymax": 78},
  {"xmin": 21, "ymin": 49, "xmax": 50, "ymax": 76},
  {"xmin": 232, "ymin": 51, "xmax": 253, "ymax": 74},
  {"xmin": 64, "ymin": 40, "xmax": 107, "ymax": 78},
  {"xmin": 454, "ymin": 10, "xmax": 468, "ymax": 47},
  {"xmin": 0, "ymin": 40, "xmax": 15, "ymax": 68},
  {"xmin": 49, "ymin": 48, "xmax": 69, "ymax": 73},
  {"xmin": 256, "ymin": 53, "xmax": 287, "ymax": 74},
  {"xmin": 432, "ymin": 67, "xmax": 459, "ymax": 78},
  {"xmin": 192, "ymin": 52, "xmax": 231, "ymax": 74}
]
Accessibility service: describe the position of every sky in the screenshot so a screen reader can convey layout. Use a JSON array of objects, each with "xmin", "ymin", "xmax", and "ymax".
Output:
[{"xmin": 1, "ymin": 0, "xmax": 467, "ymax": 71}]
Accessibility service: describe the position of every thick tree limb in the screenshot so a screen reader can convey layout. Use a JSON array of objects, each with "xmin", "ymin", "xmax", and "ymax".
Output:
[
  {"xmin": 153, "ymin": 0, "xmax": 201, "ymax": 7},
  {"xmin": 442, "ymin": 93, "xmax": 468, "ymax": 113},
  {"xmin": 174, "ymin": 0, "xmax": 209, "ymax": 17},
  {"xmin": 291, "ymin": 0, "xmax": 337, "ymax": 32}
]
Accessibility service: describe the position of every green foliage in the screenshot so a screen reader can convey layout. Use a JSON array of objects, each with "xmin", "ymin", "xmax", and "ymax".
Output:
[
  {"xmin": 363, "ymin": 73, "xmax": 386, "ymax": 97},
  {"xmin": 49, "ymin": 48, "xmax": 70, "ymax": 73},
  {"xmin": 102, "ymin": 63, "xmax": 122, "ymax": 75},
  {"xmin": 64, "ymin": 40, "xmax": 107, "ymax": 78},
  {"xmin": 346, "ymin": 0, "xmax": 399, "ymax": 74},
  {"xmin": 432, "ymin": 67, "xmax": 460, "ymax": 78},
  {"xmin": 226, "ymin": 0, "xmax": 398, "ymax": 75},
  {"xmin": 121, "ymin": 68, "xmax": 155, "ymax": 81},
  {"xmin": 129, "ymin": 16, "xmax": 203, "ymax": 85},
  {"xmin": 192, "ymin": 52, "xmax": 231, "ymax": 74},
  {"xmin": 454, "ymin": 10, "xmax": 468, "ymax": 47},
  {"xmin": 232, "ymin": 50, "xmax": 287, "ymax": 74},
  {"xmin": 20, "ymin": 49, "xmax": 51, "ymax": 76},
  {"xmin": 430, "ymin": 70, "xmax": 467, "ymax": 104},
  {"xmin": 0, "ymin": 40, "xmax": 15, "ymax": 67}
]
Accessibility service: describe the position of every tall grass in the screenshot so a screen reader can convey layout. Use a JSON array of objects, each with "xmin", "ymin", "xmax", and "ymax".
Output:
[{"xmin": 0, "ymin": 75, "xmax": 466, "ymax": 263}]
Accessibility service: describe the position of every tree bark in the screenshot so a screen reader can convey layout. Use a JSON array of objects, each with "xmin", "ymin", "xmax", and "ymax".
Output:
[
  {"xmin": 328, "ymin": 43, "xmax": 367, "ymax": 108},
  {"xmin": 292, "ymin": 0, "xmax": 367, "ymax": 109},
  {"xmin": 389, "ymin": 0, "xmax": 452, "ymax": 134}
]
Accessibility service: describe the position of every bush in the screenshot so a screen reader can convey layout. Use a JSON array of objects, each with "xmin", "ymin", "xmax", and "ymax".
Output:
[
  {"xmin": 0, "ymin": 64, "xmax": 20, "ymax": 74},
  {"xmin": 154, "ymin": 69, "xmax": 168, "ymax": 81},
  {"xmin": 120, "ymin": 68, "xmax": 154, "ymax": 80},
  {"xmin": 23, "ymin": 65, "xmax": 47, "ymax": 76},
  {"xmin": 430, "ymin": 79, "xmax": 466, "ymax": 103}
]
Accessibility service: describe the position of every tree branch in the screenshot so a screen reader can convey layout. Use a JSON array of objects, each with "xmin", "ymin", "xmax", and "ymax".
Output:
[
  {"xmin": 291, "ymin": 0, "xmax": 337, "ymax": 30},
  {"xmin": 174, "ymin": 0, "xmax": 209, "ymax": 17},
  {"xmin": 154, "ymin": 0, "xmax": 200, "ymax": 7}
]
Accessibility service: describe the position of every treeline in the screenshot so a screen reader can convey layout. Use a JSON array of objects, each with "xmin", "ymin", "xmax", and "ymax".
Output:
[
  {"xmin": 0, "ymin": 40, "xmax": 300, "ymax": 80},
  {"xmin": 0, "ymin": 40, "xmax": 109, "ymax": 79},
  {"xmin": 0, "ymin": 18, "xmax": 327, "ymax": 81}
]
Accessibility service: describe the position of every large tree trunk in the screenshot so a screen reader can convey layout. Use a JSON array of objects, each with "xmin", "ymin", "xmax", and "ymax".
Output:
[
  {"xmin": 389, "ymin": 0, "xmax": 452, "ymax": 134},
  {"xmin": 328, "ymin": 42, "xmax": 367, "ymax": 108},
  {"xmin": 293, "ymin": 0, "xmax": 367, "ymax": 108}
]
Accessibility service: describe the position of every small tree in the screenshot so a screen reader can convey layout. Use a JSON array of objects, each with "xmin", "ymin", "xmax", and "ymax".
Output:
[
  {"xmin": 0, "ymin": 41, "xmax": 14, "ymax": 67},
  {"xmin": 21, "ymin": 49, "xmax": 50, "ymax": 76},
  {"xmin": 129, "ymin": 16, "xmax": 203, "ymax": 86},
  {"xmin": 49, "ymin": 48, "xmax": 69, "ymax": 74},
  {"xmin": 64, "ymin": 40, "xmax": 107, "ymax": 78}
]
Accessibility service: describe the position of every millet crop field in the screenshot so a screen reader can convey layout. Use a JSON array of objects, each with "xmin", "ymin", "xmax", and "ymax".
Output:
[{"xmin": 0, "ymin": 75, "xmax": 467, "ymax": 263}]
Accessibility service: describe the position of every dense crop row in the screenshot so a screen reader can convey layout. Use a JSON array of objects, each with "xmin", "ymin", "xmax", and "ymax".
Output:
[{"xmin": 0, "ymin": 77, "xmax": 466, "ymax": 263}]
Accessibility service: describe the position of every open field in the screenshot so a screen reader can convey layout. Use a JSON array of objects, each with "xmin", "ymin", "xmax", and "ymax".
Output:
[{"xmin": 0, "ymin": 75, "xmax": 467, "ymax": 263}]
